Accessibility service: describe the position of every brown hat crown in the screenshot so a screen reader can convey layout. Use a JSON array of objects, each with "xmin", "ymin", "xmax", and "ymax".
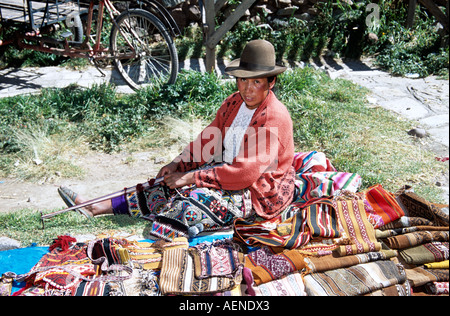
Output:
[{"xmin": 225, "ymin": 40, "xmax": 286, "ymax": 78}]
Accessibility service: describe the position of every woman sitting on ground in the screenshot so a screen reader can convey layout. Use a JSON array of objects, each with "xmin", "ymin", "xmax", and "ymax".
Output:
[{"xmin": 58, "ymin": 39, "xmax": 296, "ymax": 241}]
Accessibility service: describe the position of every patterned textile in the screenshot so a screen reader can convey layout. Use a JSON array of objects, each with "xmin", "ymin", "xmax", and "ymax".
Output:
[
  {"xmin": 399, "ymin": 242, "xmax": 449, "ymax": 265},
  {"xmin": 405, "ymin": 267, "xmax": 449, "ymax": 287},
  {"xmin": 383, "ymin": 231, "xmax": 449, "ymax": 250},
  {"xmin": 73, "ymin": 280, "xmax": 110, "ymax": 296},
  {"xmin": 292, "ymin": 151, "xmax": 361, "ymax": 205},
  {"xmin": 190, "ymin": 239, "xmax": 244, "ymax": 279},
  {"xmin": 304, "ymin": 250, "xmax": 398, "ymax": 273},
  {"xmin": 26, "ymin": 245, "xmax": 96, "ymax": 290},
  {"xmin": 295, "ymin": 172, "xmax": 362, "ymax": 204},
  {"xmin": 376, "ymin": 226, "xmax": 449, "ymax": 238},
  {"xmin": 124, "ymin": 184, "xmax": 169, "ymax": 219},
  {"xmin": 159, "ymin": 239, "xmax": 241, "ymax": 295},
  {"xmin": 363, "ymin": 184, "xmax": 405, "ymax": 229},
  {"xmin": 245, "ymin": 246, "xmax": 306, "ymax": 285},
  {"xmin": 396, "ymin": 187, "xmax": 449, "ymax": 227},
  {"xmin": 363, "ymin": 283, "xmax": 411, "ymax": 296},
  {"xmin": 152, "ymin": 185, "xmax": 252, "ymax": 241},
  {"xmin": 303, "ymin": 260, "xmax": 408, "ymax": 296},
  {"xmin": 425, "ymin": 282, "xmax": 449, "ymax": 295},
  {"xmin": 334, "ymin": 198, "xmax": 382, "ymax": 256},
  {"xmin": 123, "ymin": 238, "xmax": 189, "ymax": 270},
  {"xmin": 292, "ymin": 151, "xmax": 336, "ymax": 174},
  {"xmin": 380, "ymin": 216, "xmax": 438, "ymax": 229},
  {"xmin": 234, "ymin": 198, "xmax": 340, "ymax": 250},
  {"xmin": 252, "ymin": 272, "xmax": 306, "ymax": 296}
]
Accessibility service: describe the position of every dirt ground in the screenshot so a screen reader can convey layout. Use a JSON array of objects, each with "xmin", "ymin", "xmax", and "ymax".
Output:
[{"xmin": 0, "ymin": 150, "xmax": 165, "ymax": 213}]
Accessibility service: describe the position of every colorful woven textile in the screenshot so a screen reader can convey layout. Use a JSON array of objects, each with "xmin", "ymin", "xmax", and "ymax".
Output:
[
  {"xmin": 292, "ymin": 152, "xmax": 361, "ymax": 204},
  {"xmin": 334, "ymin": 199, "xmax": 382, "ymax": 256},
  {"xmin": 383, "ymin": 230, "xmax": 449, "ymax": 250},
  {"xmin": 152, "ymin": 185, "xmax": 252, "ymax": 241},
  {"xmin": 425, "ymin": 282, "xmax": 449, "ymax": 295},
  {"xmin": 159, "ymin": 239, "xmax": 241, "ymax": 295},
  {"xmin": 399, "ymin": 242, "xmax": 449, "ymax": 265},
  {"xmin": 376, "ymin": 226, "xmax": 449, "ymax": 238},
  {"xmin": 303, "ymin": 260, "xmax": 408, "ymax": 296},
  {"xmin": 234, "ymin": 198, "xmax": 340, "ymax": 250},
  {"xmin": 380, "ymin": 216, "xmax": 438, "ymax": 229},
  {"xmin": 363, "ymin": 283, "xmax": 411, "ymax": 296},
  {"xmin": 190, "ymin": 239, "xmax": 244, "ymax": 279},
  {"xmin": 123, "ymin": 238, "xmax": 189, "ymax": 270},
  {"xmin": 73, "ymin": 280, "xmax": 110, "ymax": 296},
  {"xmin": 363, "ymin": 184, "xmax": 405, "ymax": 229},
  {"xmin": 304, "ymin": 250, "xmax": 398, "ymax": 273},
  {"xmin": 252, "ymin": 272, "xmax": 306, "ymax": 296},
  {"xmin": 295, "ymin": 172, "xmax": 362, "ymax": 203},
  {"xmin": 26, "ymin": 245, "xmax": 96, "ymax": 290},
  {"xmin": 245, "ymin": 246, "xmax": 306, "ymax": 285},
  {"xmin": 396, "ymin": 187, "xmax": 449, "ymax": 227},
  {"xmin": 292, "ymin": 151, "xmax": 336, "ymax": 174},
  {"xmin": 405, "ymin": 266, "xmax": 449, "ymax": 287}
]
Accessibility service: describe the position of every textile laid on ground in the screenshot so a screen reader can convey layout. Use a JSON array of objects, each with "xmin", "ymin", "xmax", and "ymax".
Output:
[
  {"xmin": 398, "ymin": 242, "xmax": 449, "ymax": 265},
  {"xmin": 363, "ymin": 184, "xmax": 405, "ymax": 229},
  {"xmin": 425, "ymin": 282, "xmax": 449, "ymax": 295},
  {"xmin": 303, "ymin": 260, "xmax": 408, "ymax": 296},
  {"xmin": 374, "ymin": 187, "xmax": 449, "ymax": 296},
  {"xmin": 234, "ymin": 197, "xmax": 343, "ymax": 250},
  {"xmin": 159, "ymin": 238, "xmax": 243, "ymax": 295},
  {"xmin": 304, "ymin": 250, "xmax": 398, "ymax": 273},
  {"xmin": 190, "ymin": 239, "xmax": 244, "ymax": 279},
  {"xmin": 382, "ymin": 231, "xmax": 449, "ymax": 250},
  {"xmin": 252, "ymin": 271, "xmax": 306, "ymax": 296},
  {"xmin": 333, "ymin": 198, "xmax": 382, "ymax": 256},
  {"xmin": 245, "ymin": 246, "xmax": 306, "ymax": 285},
  {"xmin": 292, "ymin": 151, "xmax": 361, "ymax": 204}
]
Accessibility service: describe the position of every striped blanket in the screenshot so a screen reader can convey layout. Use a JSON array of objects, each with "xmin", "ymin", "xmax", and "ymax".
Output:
[
  {"xmin": 303, "ymin": 260, "xmax": 408, "ymax": 296},
  {"xmin": 234, "ymin": 198, "xmax": 341, "ymax": 250},
  {"xmin": 292, "ymin": 151, "xmax": 362, "ymax": 204}
]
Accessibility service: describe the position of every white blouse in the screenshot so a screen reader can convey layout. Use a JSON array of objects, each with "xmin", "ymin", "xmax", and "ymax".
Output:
[{"xmin": 222, "ymin": 102, "xmax": 256, "ymax": 164}]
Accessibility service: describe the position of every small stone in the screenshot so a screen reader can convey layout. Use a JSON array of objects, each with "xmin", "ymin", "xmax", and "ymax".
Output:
[
  {"xmin": 407, "ymin": 127, "xmax": 427, "ymax": 138},
  {"xmin": 0, "ymin": 237, "xmax": 22, "ymax": 251}
]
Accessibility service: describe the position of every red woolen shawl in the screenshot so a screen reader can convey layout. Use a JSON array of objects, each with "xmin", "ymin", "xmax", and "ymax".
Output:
[{"xmin": 174, "ymin": 91, "xmax": 296, "ymax": 219}]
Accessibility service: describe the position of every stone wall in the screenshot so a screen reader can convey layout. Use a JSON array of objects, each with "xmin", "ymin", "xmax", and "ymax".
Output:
[{"xmin": 158, "ymin": 0, "xmax": 327, "ymax": 30}]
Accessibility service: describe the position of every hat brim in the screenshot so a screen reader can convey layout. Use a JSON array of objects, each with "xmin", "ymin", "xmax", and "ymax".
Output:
[{"xmin": 224, "ymin": 59, "xmax": 287, "ymax": 78}]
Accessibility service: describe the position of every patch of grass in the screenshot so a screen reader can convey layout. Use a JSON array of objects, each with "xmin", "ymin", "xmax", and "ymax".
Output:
[{"xmin": 0, "ymin": 209, "xmax": 147, "ymax": 247}]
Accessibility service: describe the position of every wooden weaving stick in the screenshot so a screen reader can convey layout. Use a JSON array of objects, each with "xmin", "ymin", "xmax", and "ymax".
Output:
[{"xmin": 40, "ymin": 177, "xmax": 164, "ymax": 221}]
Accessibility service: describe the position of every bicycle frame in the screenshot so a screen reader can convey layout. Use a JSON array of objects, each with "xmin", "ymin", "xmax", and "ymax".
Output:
[
  {"xmin": 1, "ymin": 0, "xmax": 180, "ymax": 90},
  {"xmin": 16, "ymin": 0, "xmax": 136, "ymax": 62}
]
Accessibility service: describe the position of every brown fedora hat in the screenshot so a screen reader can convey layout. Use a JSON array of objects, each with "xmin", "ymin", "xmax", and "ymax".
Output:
[{"xmin": 225, "ymin": 40, "xmax": 287, "ymax": 78}]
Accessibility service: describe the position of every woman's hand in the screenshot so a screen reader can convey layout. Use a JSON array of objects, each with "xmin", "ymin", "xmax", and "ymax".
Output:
[
  {"xmin": 156, "ymin": 161, "xmax": 179, "ymax": 178},
  {"xmin": 163, "ymin": 172, "xmax": 195, "ymax": 189}
]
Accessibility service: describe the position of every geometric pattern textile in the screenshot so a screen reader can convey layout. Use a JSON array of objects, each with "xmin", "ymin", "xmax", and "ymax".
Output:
[{"xmin": 334, "ymin": 199, "xmax": 382, "ymax": 256}]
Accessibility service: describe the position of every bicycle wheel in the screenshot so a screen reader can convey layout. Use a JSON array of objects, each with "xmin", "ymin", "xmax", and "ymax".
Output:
[{"xmin": 110, "ymin": 9, "xmax": 178, "ymax": 90}]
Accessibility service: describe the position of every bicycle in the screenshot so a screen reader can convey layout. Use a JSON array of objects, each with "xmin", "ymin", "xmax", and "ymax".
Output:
[{"xmin": 0, "ymin": 0, "xmax": 180, "ymax": 90}]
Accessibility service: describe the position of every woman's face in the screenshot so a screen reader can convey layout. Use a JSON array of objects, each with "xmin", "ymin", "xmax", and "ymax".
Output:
[{"xmin": 237, "ymin": 77, "xmax": 276, "ymax": 109}]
